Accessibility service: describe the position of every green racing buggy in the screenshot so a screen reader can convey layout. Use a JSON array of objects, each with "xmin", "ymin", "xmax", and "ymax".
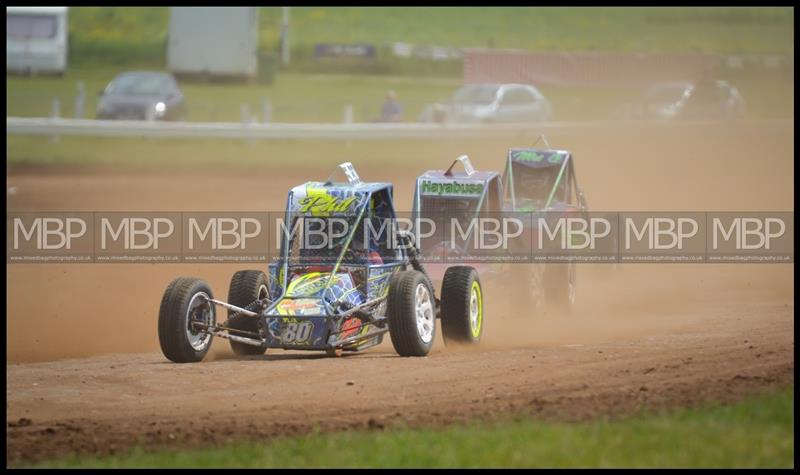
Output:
[{"xmin": 501, "ymin": 137, "xmax": 590, "ymax": 311}]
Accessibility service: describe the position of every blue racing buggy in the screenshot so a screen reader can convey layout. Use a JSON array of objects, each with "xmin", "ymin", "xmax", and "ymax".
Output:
[{"xmin": 158, "ymin": 163, "xmax": 485, "ymax": 363}]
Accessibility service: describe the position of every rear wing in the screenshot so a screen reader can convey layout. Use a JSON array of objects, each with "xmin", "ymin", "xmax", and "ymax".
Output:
[
  {"xmin": 414, "ymin": 154, "xmax": 501, "ymax": 208},
  {"xmin": 413, "ymin": 153, "xmax": 504, "ymax": 250},
  {"xmin": 444, "ymin": 155, "xmax": 476, "ymax": 177},
  {"xmin": 325, "ymin": 162, "xmax": 362, "ymax": 185}
]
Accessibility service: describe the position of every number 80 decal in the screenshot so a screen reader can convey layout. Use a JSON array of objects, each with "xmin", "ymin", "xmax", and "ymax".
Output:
[{"xmin": 281, "ymin": 321, "xmax": 314, "ymax": 343}]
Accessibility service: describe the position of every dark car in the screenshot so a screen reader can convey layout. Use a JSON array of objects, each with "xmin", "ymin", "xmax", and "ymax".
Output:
[
  {"xmin": 614, "ymin": 79, "xmax": 746, "ymax": 120},
  {"xmin": 96, "ymin": 71, "xmax": 186, "ymax": 121}
]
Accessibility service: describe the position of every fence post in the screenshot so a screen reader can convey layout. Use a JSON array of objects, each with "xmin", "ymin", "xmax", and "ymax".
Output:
[
  {"xmin": 241, "ymin": 104, "xmax": 251, "ymax": 125},
  {"xmin": 261, "ymin": 97, "xmax": 272, "ymax": 124},
  {"xmin": 51, "ymin": 98, "xmax": 60, "ymax": 118},
  {"xmin": 248, "ymin": 115, "xmax": 258, "ymax": 147},
  {"xmin": 343, "ymin": 104, "xmax": 355, "ymax": 148},
  {"xmin": 240, "ymin": 104, "xmax": 256, "ymax": 147},
  {"xmin": 50, "ymin": 99, "xmax": 60, "ymax": 143},
  {"xmin": 75, "ymin": 81, "xmax": 85, "ymax": 119},
  {"xmin": 343, "ymin": 104, "xmax": 354, "ymax": 124},
  {"xmin": 145, "ymin": 100, "xmax": 156, "ymax": 122}
]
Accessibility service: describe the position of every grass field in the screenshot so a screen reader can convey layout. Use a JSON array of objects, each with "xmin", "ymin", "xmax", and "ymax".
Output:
[
  {"xmin": 7, "ymin": 8, "xmax": 794, "ymax": 122},
  {"xmin": 5, "ymin": 134, "xmax": 533, "ymax": 173},
  {"xmin": 6, "ymin": 67, "xmax": 794, "ymax": 124},
  {"xmin": 7, "ymin": 70, "xmax": 460, "ymax": 123},
  {"xmin": 67, "ymin": 7, "xmax": 793, "ymax": 66},
  {"xmin": 6, "ymin": 7, "xmax": 794, "ymax": 165},
  {"xmin": 29, "ymin": 387, "xmax": 794, "ymax": 468}
]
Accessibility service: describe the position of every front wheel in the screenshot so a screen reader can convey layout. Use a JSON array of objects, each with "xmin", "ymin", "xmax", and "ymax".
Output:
[
  {"xmin": 227, "ymin": 270, "xmax": 269, "ymax": 356},
  {"xmin": 387, "ymin": 270, "xmax": 436, "ymax": 357},
  {"xmin": 158, "ymin": 277, "xmax": 216, "ymax": 363},
  {"xmin": 441, "ymin": 266, "xmax": 484, "ymax": 345}
]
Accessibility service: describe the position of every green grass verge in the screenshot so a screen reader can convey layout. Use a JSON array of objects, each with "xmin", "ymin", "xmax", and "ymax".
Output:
[
  {"xmin": 65, "ymin": 7, "xmax": 793, "ymax": 68},
  {"xmin": 30, "ymin": 387, "xmax": 794, "ymax": 468}
]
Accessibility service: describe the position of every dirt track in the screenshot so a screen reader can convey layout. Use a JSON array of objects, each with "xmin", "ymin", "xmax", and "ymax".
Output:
[
  {"xmin": 6, "ymin": 122, "xmax": 794, "ymax": 465},
  {"xmin": 6, "ymin": 273, "xmax": 794, "ymax": 465}
]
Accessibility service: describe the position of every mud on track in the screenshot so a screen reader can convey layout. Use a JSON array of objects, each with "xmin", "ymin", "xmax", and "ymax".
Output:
[{"xmin": 6, "ymin": 121, "xmax": 794, "ymax": 464}]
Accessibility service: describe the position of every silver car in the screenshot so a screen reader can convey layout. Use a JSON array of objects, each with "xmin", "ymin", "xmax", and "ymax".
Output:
[
  {"xmin": 420, "ymin": 83, "xmax": 553, "ymax": 124},
  {"xmin": 614, "ymin": 80, "xmax": 746, "ymax": 121}
]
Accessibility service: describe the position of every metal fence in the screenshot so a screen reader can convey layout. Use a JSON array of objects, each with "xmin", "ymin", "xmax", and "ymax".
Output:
[
  {"xmin": 6, "ymin": 116, "xmax": 791, "ymax": 141},
  {"xmin": 5, "ymin": 116, "xmax": 577, "ymax": 140}
]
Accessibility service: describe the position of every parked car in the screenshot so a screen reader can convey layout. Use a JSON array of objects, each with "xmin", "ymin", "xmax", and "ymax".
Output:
[
  {"xmin": 613, "ymin": 79, "xmax": 746, "ymax": 120},
  {"xmin": 96, "ymin": 71, "xmax": 187, "ymax": 121},
  {"xmin": 419, "ymin": 83, "xmax": 552, "ymax": 124}
]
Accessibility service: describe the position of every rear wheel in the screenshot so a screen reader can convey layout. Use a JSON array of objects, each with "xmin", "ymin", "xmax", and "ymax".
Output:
[
  {"xmin": 158, "ymin": 277, "xmax": 215, "ymax": 363},
  {"xmin": 545, "ymin": 263, "xmax": 576, "ymax": 314},
  {"xmin": 227, "ymin": 270, "xmax": 269, "ymax": 356},
  {"xmin": 441, "ymin": 266, "xmax": 484, "ymax": 345},
  {"xmin": 387, "ymin": 270, "xmax": 436, "ymax": 357},
  {"xmin": 523, "ymin": 263, "xmax": 546, "ymax": 314}
]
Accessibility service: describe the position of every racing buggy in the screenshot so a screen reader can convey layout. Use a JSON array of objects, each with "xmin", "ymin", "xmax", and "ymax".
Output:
[
  {"xmin": 502, "ymin": 137, "xmax": 589, "ymax": 311},
  {"xmin": 158, "ymin": 163, "xmax": 485, "ymax": 363},
  {"xmin": 412, "ymin": 155, "xmax": 504, "ymax": 285}
]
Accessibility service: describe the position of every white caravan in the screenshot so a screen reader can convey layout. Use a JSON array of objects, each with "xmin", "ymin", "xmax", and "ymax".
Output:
[{"xmin": 7, "ymin": 6, "xmax": 69, "ymax": 75}]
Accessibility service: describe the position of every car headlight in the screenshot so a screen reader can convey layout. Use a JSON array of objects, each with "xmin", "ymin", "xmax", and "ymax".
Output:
[
  {"xmin": 154, "ymin": 102, "xmax": 166, "ymax": 115},
  {"xmin": 473, "ymin": 105, "xmax": 495, "ymax": 118},
  {"xmin": 657, "ymin": 105, "xmax": 678, "ymax": 118}
]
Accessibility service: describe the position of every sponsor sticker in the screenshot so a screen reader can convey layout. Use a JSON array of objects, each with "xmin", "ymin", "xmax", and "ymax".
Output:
[{"xmin": 420, "ymin": 180, "xmax": 485, "ymax": 197}]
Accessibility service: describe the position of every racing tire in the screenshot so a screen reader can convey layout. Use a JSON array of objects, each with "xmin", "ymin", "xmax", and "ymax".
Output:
[
  {"xmin": 158, "ymin": 277, "xmax": 216, "ymax": 363},
  {"xmin": 227, "ymin": 270, "xmax": 269, "ymax": 356},
  {"xmin": 545, "ymin": 263, "xmax": 576, "ymax": 314},
  {"xmin": 387, "ymin": 270, "xmax": 436, "ymax": 357},
  {"xmin": 440, "ymin": 266, "xmax": 484, "ymax": 345}
]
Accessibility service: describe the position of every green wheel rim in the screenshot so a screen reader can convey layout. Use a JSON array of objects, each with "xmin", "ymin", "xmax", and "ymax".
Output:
[{"xmin": 470, "ymin": 280, "xmax": 483, "ymax": 338}]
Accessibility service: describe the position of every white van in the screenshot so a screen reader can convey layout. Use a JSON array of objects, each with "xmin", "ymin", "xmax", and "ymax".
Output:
[{"xmin": 6, "ymin": 6, "xmax": 69, "ymax": 76}]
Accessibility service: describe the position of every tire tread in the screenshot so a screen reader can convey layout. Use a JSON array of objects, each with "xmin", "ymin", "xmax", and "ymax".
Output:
[
  {"xmin": 387, "ymin": 270, "xmax": 434, "ymax": 357},
  {"xmin": 158, "ymin": 277, "xmax": 214, "ymax": 363},
  {"xmin": 441, "ymin": 266, "xmax": 482, "ymax": 344}
]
